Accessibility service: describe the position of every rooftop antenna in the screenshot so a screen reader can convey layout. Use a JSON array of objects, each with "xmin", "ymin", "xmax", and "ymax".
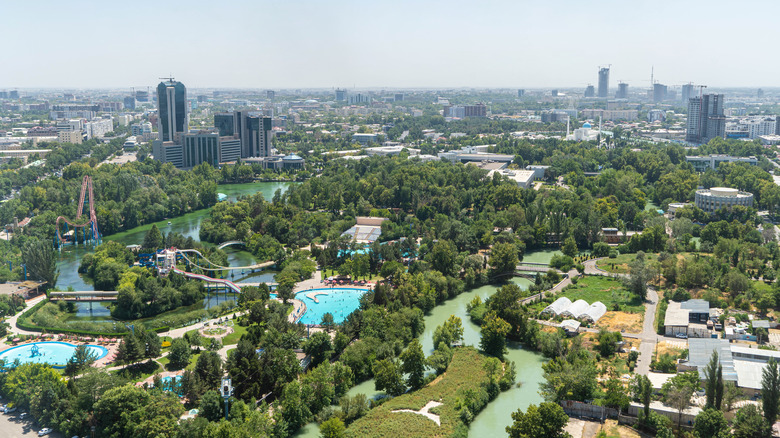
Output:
[{"xmin": 159, "ymin": 76, "xmax": 175, "ymax": 83}]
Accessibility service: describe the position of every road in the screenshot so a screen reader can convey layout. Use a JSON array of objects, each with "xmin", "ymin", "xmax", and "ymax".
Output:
[{"xmin": 582, "ymin": 258, "xmax": 659, "ymax": 375}]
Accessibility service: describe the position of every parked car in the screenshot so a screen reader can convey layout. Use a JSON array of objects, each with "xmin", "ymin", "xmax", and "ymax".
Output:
[
  {"xmin": 675, "ymin": 333, "xmax": 688, "ymax": 339},
  {"xmin": 19, "ymin": 412, "xmax": 28, "ymax": 419},
  {"xmin": 5, "ymin": 407, "xmax": 17, "ymax": 414},
  {"xmin": 38, "ymin": 428, "xmax": 52, "ymax": 436}
]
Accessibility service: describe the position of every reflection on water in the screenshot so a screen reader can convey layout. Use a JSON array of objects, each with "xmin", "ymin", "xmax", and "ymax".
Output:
[{"xmin": 74, "ymin": 302, "xmax": 112, "ymax": 317}]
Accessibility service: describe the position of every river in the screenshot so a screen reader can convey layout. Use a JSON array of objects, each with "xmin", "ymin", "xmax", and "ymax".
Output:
[
  {"xmin": 294, "ymin": 249, "xmax": 563, "ymax": 437},
  {"xmin": 54, "ymin": 181, "xmax": 292, "ymax": 291}
]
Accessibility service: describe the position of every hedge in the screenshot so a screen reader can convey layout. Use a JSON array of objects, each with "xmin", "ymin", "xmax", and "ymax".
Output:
[{"xmin": 14, "ymin": 299, "xmax": 169, "ymax": 337}]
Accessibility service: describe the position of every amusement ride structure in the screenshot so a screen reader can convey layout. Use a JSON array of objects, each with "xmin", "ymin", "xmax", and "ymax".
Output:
[
  {"xmin": 55, "ymin": 175, "xmax": 101, "ymax": 248},
  {"xmin": 150, "ymin": 248, "xmax": 274, "ymax": 293}
]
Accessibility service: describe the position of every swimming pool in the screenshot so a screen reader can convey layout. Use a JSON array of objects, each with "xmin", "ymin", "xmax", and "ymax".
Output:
[
  {"xmin": 270, "ymin": 288, "xmax": 369, "ymax": 325},
  {"xmin": 0, "ymin": 342, "xmax": 109, "ymax": 368},
  {"xmin": 296, "ymin": 288, "xmax": 369, "ymax": 325}
]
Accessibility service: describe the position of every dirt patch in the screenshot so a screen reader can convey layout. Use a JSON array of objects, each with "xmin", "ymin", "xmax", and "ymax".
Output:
[
  {"xmin": 428, "ymin": 375, "xmax": 444, "ymax": 386},
  {"xmin": 600, "ymin": 419, "xmax": 641, "ymax": 438},
  {"xmin": 597, "ymin": 311, "xmax": 643, "ymax": 333},
  {"xmin": 657, "ymin": 340, "xmax": 685, "ymax": 357}
]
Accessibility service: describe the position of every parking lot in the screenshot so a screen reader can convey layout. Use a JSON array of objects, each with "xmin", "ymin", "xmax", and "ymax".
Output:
[{"xmin": 0, "ymin": 412, "xmax": 62, "ymax": 438}]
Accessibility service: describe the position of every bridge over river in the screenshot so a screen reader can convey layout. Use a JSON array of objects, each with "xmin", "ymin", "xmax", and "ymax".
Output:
[{"xmin": 49, "ymin": 291, "xmax": 119, "ymax": 302}]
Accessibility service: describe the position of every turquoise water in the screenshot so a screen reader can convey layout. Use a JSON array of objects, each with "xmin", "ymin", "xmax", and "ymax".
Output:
[
  {"xmin": 271, "ymin": 288, "xmax": 369, "ymax": 325},
  {"xmin": 0, "ymin": 341, "xmax": 108, "ymax": 368}
]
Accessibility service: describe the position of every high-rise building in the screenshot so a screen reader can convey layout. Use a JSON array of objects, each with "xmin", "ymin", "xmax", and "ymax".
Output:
[
  {"xmin": 335, "ymin": 89, "xmax": 347, "ymax": 101},
  {"xmin": 758, "ymin": 88, "xmax": 765, "ymax": 99},
  {"xmin": 687, "ymin": 94, "xmax": 726, "ymax": 144},
  {"xmin": 0, "ymin": 91, "xmax": 7, "ymax": 99},
  {"xmin": 464, "ymin": 103, "xmax": 487, "ymax": 118},
  {"xmin": 135, "ymin": 90, "xmax": 149, "ymax": 102},
  {"xmin": 123, "ymin": 96, "xmax": 136, "ymax": 110},
  {"xmin": 156, "ymin": 80, "xmax": 189, "ymax": 142},
  {"xmin": 681, "ymin": 84, "xmax": 694, "ymax": 103},
  {"xmin": 266, "ymin": 90, "xmax": 275, "ymax": 100},
  {"xmin": 348, "ymin": 93, "xmax": 371, "ymax": 104},
  {"xmin": 584, "ymin": 85, "xmax": 595, "ymax": 98},
  {"xmin": 214, "ymin": 111, "xmax": 273, "ymax": 158},
  {"xmin": 517, "ymin": 89, "xmax": 525, "ymax": 98},
  {"xmin": 394, "ymin": 93, "xmax": 404, "ymax": 102},
  {"xmin": 551, "ymin": 89, "xmax": 559, "ymax": 97},
  {"xmin": 9, "ymin": 90, "xmax": 19, "ymax": 99},
  {"xmin": 615, "ymin": 83, "xmax": 628, "ymax": 99},
  {"xmin": 181, "ymin": 130, "xmax": 242, "ymax": 168},
  {"xmin": 597, "ymin": 67, "xmax": 610, "ymax": 98},
  {"xmin": 653, "ymin": 83, "xmax": 668, "ymax": 103}
]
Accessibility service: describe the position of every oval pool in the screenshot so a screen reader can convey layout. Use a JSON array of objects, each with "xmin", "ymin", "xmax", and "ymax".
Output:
[
  {"xmin": 272, "ymin": 288, "xmax": 370, "ymax": 325},
  {"xmin": 0, "ymin": 342, "xmax": 108, "ymax": 368}
]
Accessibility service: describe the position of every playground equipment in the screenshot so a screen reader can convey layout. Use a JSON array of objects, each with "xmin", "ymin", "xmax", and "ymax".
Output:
[{"xmin": 55, "ymin": 175, "xmax": 100, "ymax": 248}]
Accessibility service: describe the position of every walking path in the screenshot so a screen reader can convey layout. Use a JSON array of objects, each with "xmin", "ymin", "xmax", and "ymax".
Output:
[
  {"xmin": 6, "ymin": 294, "xmax": 47, "ymax": 336},
  {"xmin": 391, "ymin": 400, "xmax": 443, "ymax": 426}
]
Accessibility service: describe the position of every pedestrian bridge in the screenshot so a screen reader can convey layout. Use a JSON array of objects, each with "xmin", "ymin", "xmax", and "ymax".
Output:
[{"xmin": 49, "ymin": 291, "xmax": 119, "ymax": 302}]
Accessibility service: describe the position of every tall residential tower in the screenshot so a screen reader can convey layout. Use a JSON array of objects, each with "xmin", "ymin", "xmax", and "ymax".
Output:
[
  {"xmin": 156, "ymin": 79, "xmax": 189, "ymax": 142},
  {"xmin": 597, "ymin": 66, "xmax": 610, "ymax": 98},
  {"xmin": 686, "ymin": 94, "xmax": 726, "ymax": 144}
]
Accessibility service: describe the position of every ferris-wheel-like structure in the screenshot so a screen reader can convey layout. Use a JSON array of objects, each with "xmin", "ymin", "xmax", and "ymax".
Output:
[{"xmin": 55, "ymin": 175, "xmax": 101, "ymax": 248}]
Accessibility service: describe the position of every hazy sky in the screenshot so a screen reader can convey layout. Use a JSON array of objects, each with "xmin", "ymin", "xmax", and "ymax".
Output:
[{"xmin": 3, "ymin": 0, "xmax": 779, "ymax": 89}]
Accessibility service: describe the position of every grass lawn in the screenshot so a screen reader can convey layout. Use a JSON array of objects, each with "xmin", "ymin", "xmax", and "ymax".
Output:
[
  {"xmin": 596, "ymin": 253, "xmax": 659, "ymax": 274},
  {"xmin": 321, "ymin": 269, "xmax": 384, "ymax": 282},
  {"xmin": 222, "ymin": 324, "xmax": 247, "ymax": 345},
  {"xmin": 346, "ymin": 347, "xmax": 496, "ymax": 438},
  {"xmin": 560, "ymin": 276, "xmax": 644, "ymax": 313},
  {"xmin": 112, "ymin": 360, "xmax": 160, "ymax": 382}
]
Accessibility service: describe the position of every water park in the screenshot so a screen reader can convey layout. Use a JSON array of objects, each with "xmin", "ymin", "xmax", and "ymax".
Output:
[{"xmin": 0, "ymin": 341, "xmax": 109, "ymax": 368}]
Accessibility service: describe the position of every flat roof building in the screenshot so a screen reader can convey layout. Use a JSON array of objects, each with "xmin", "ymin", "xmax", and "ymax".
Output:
[
  {"xmin": 694, "ymin": 187, "xmax": 754, "ymax": 213},
  {"xmin": 686, "ymin": 154, "xmax": 757, "ymax": 172}
]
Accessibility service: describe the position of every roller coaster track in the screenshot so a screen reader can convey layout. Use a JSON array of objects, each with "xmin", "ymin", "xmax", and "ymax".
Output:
[
  {"xmin": 55, "ymin": 175, "xmax": 100, "ymax": 246},
  {"xmin": 176, "ymin": 249, "xmax": 274, "ymax": 271}
]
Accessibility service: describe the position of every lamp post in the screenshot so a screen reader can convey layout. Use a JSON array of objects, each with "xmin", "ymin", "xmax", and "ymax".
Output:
[{"xmin": 220, "ymin": 377, "xmax": 233, "ymax": 421}]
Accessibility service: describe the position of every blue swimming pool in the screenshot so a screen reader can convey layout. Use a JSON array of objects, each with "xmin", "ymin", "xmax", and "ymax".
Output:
[
  {"xmin": 0, "ymin": 342, "xmax": 108, "ymax": 368},
  {"xmin": 271, "ymin": 287, "xmax": 369, "ymax": 325},
  {"xmin": 297, "ymin": 288, "xmax": 369, "ymax": 325}
]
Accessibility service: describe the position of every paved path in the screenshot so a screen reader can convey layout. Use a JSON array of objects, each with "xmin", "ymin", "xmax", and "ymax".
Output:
[
  {"xmin": 519, "ymin": 268, "xmax": 578, "ymax": 305},
  {"xmin": 6, "ymin": 295, "xmax": 47, "ymax": 336},
  {"xmin": 582, "ymin": 258, "xmax": 658, "ymax": 375}
]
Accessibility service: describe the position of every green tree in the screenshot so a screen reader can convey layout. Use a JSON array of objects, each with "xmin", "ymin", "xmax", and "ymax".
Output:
[
  {"xmin": 506, "ymin": 402, "xmax": 570, "ymax": 438},
  {"xmin": 703, "ymin": 350, "xmax": 724, "ymax": 410},
  {"xmin": 373, "ymin": 359, "xmax": 405, "ymax": 396},
  {"xmin": 117, "ymin": 334, "xmax": 143, "ymax": 366},
  {"xmin": 303, "ymin": 331, "xmax": 334, "ymax": 367},
  {"xmin": 321, "ymin": 312, "xmax": 335, "ymax": 332},
  {"xmin": 597, "ymin": 330, "xmax": 622, "ymax": 358},
  {"xmin": 562, "ymin": 236, "xmax": 578, "ymax": 258},
  {"xmin": 429, "ymin": 240, "xmax": 458, "ymax": 276},
  {"xmin": 604, "ymin": 376, "xmax": 629, "ymax": 411},
  {"xmin": 622, "ymin": 251, "xmax": 654, "ymax": 300},
  {"xmin": 168, "ymin": 338, "xmax": 192, "ymax": 370},
  {"xmin": 480, "ymin": 311, "xmax": 511, "ymax": 358},
  {"xmin": 22, "ymin": 238, "xmax": 58, "ymax": 288},
  {"xmin": 142, "ymin": 224, "xmax": 164, "ymax": 250},
  {"xmin": 693, "ymin": 408, "xmax": 729, "ymax": 438},
  {"xmin": 194, "ymin": 351, "xmax": 223, "ymax": 391},
  {"xmin": 320, "ymin": 417, "xmax": 346, "ymax": 438},
  {"xmin": 399, "ymin": 338, "xmax": 426, "ymax": 390},
  {"xmin": 433, "ymin": 315, "xmax": 464, "ymax": 348},
  {"xmin": 762, "ymin": 358, "xmax": 780, "ymax": 424},
  {"xmin": 143, "ymin": 331, "xmax": 162, "ymax": 361},
  {"xmin": 733, "ymin": 404, "xmax": 772, "ymax": 438},
  {"xmin": 631, "ymin": 374, "xmax": 652, "ymax": 420},
  {"xmin": 488, "ymin": 242, "xmax": 519, "ymax": 277},
  {"xmin": 64, "ymin": 344, "xmax": 98, "ymax": 377},
  {"xmin": 280, "ymin": 380, "xmax": 312, "ymax": 431},
  {"xmin": 198, "ymin": 389, "xmax": 224, "ymax": 421}
]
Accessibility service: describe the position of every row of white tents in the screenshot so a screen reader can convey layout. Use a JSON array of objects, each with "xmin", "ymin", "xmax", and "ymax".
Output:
[{"xmin": 541, "ymin": 297, "xmax": 607, "ymax": 323}]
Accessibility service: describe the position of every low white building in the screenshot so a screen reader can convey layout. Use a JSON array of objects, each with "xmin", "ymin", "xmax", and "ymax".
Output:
[{"xmin": 488, "ymin": 169, "xmax": 535, "ymax": 189}]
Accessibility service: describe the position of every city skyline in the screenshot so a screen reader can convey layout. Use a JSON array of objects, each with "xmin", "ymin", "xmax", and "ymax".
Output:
[{"xmin": 3, "ymin": 0, "xmax": 780, "ymax": 89}]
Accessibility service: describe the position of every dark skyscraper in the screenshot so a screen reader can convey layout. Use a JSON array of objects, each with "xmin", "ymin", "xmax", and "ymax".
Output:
[
  {"xmin": 584, "ymin": 85, "xmax": 595, "ymax": 98},
  {"xmin": 217, "ymin": 111, "xmax": 272, "ymax": 158},
  {"xmin": 335, "ymin": 89, "xmax": 347, "ymax": 101},
  {"xmin": 517, "ymin": 89, "xmax": 525, "ymax": 98},
  {"xmin": 681, "ymin": 84, "xmax": 694, "ymax": 103},
  {"xmin": 653, "ymin": 83, "xmax": 668, "ymax": 103},
  {"xmin": 156, "ymin": 79, "xmax": 189, "ymax": 142},
  {"xmin": 123, "ymin": 96, "xmax": 136, "ymax": 110},
  {"xmin": 214, "ymin": 113, "xmax": 235, "ymax": 137},
  {"xmin": 597, "ymin": 67, "xmax": 610, "ymax": 98},
  {"xmin": 686, "ymin": 93, "xmax": 726, "ymax": 144},
  {"xmin": 615, "ymin": 82, "xmax": 628, "ymax": 99}
]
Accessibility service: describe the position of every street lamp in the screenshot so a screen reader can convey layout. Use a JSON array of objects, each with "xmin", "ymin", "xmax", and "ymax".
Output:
[{"xmin": 220, "ymin": 377, "xmax": 233, "ymax": 420}]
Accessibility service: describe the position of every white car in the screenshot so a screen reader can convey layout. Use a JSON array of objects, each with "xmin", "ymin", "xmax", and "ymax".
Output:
[
  {"xmin": 19, "ymin": 412, "xmax": 27, "ymax": 419},
  {"xmin": 38, "ymin": 428, "xmax": 52, "ymax": 436},
  {"xmin": 5, "ymin": 406, "xmax": 16, "ymax": 414}
]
